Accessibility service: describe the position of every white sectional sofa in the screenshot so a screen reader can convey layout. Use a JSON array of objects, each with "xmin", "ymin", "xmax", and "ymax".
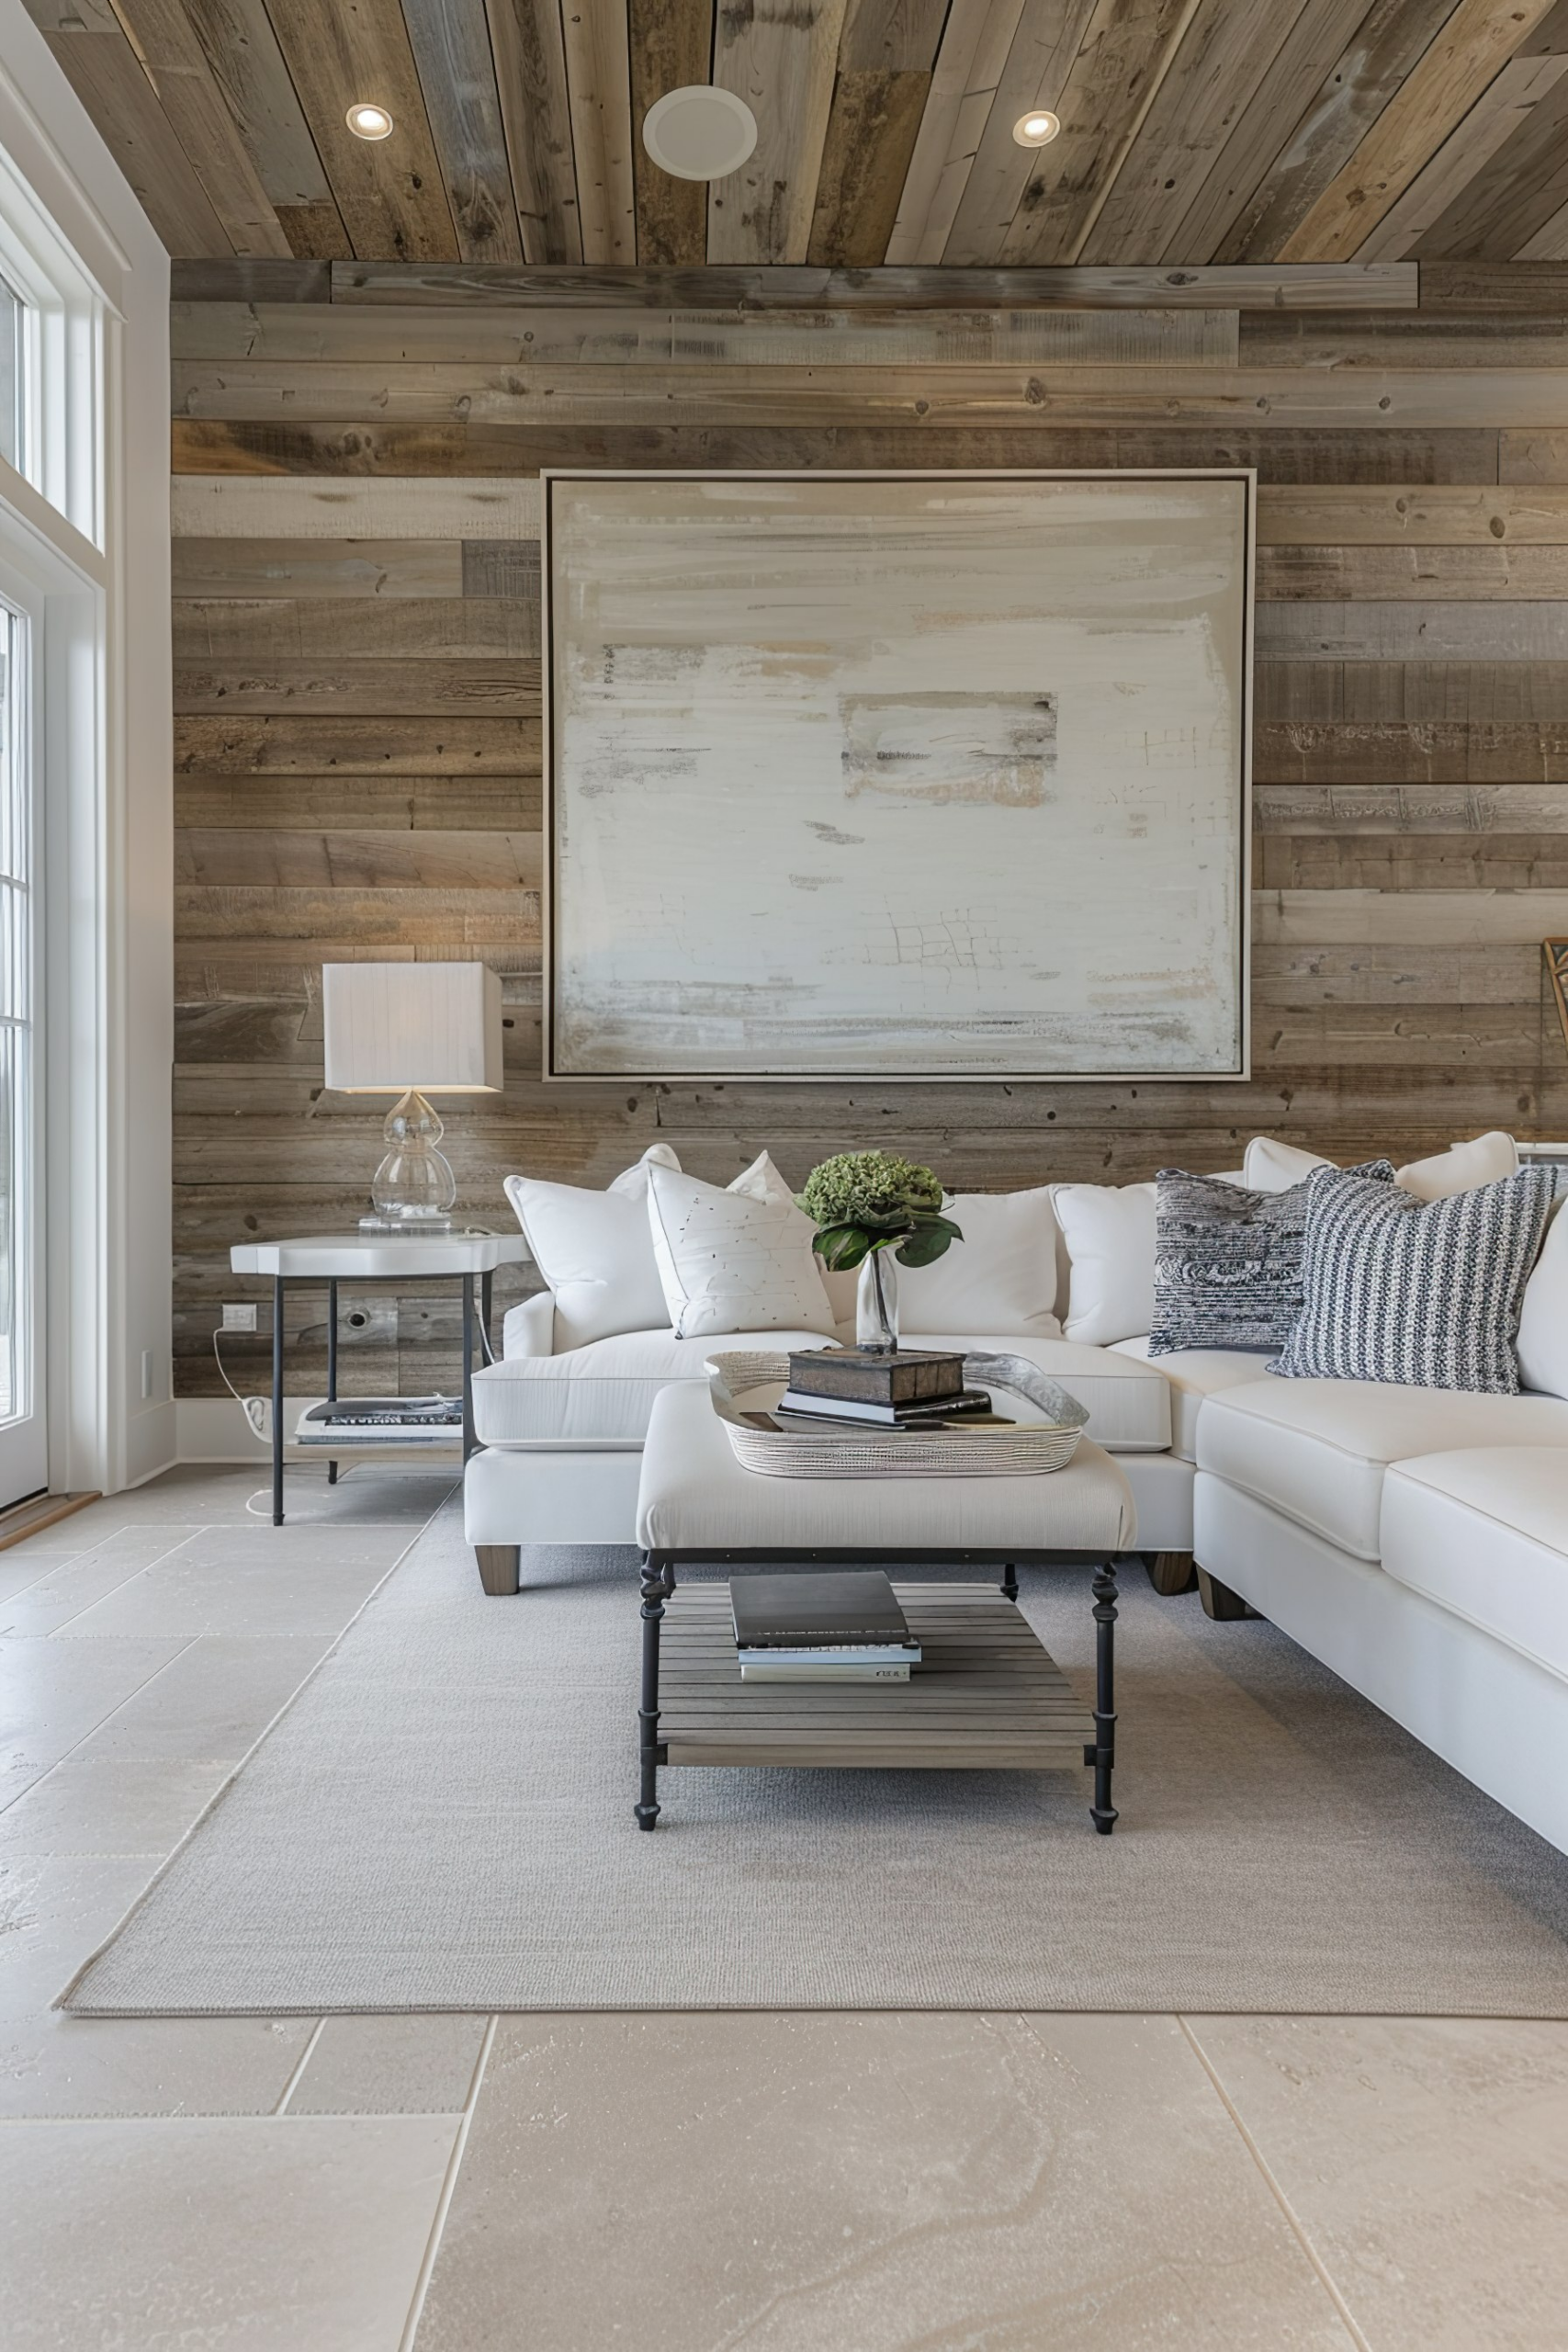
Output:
[{"xmin": 465, "ymin": 1144, "xmax": 1568, "ymax": 1859}]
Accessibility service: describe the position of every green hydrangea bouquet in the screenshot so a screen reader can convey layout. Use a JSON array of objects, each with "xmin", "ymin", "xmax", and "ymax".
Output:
[{"xmin": 795, "ymin": 1151, "xmax": 964, "ymax": 1272}]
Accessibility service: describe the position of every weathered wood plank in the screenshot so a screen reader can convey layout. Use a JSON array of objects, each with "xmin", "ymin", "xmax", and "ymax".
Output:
[
  {"xmin": 25, "ymin": 0, "xmax": 231, "ymax": 256},
  {"xmin": 1256, "ymin": 603, "xmax": 1568, "ymax": 662},
  {"xmin": 808, "ymin": 0, "xmax": 948, "ymax": 266},
  {"xmin": 1252, "ymin": 940, "xmax": 1540, "ymax": 1001},
  {"xmin": 1256, "ymin": 484, "xmax": 1568, "ymax": 541},
  {"xmin": 1256, "ymin": 783, "xmax": 1568, "ymax": 830},
  {"xmin": 400, "ymin": 0, "xmax": 524, "ymax": 262},
  {"xmin": 1423, "ymin": 259, "xmax": 1568, "ymax": 308},
  {"xmin": 173, "ymin": 659, "xmax": 538, "ymax": 716},
  {"xmin": 1257, "ymin": 887, "xmax": 1568, "ymax": 944},
  {"xmin": 171, "ymin": 417, "xmax": 1500, "ymax": 482},
  {"xmin": 276, "ymin": 202, "xmax": 353, "ymax": 261},
  {"xmin": 170, "ymin": 474, "xmax": 542, "ymax": 537},
  {"xmin": 485, "ymin": 0, "xmax": 581, "ymax": 263},
  {"xmin": 1252, "ymin": 1002, "xmax": 1545, "ymax": 1065},
  {"xmin": 175, "ymin": 830, "xmax": 542, "ymax": 888},
  {"xmin": 1415, "ymin": 37, "xmax": 1568, "ymax": 263},
  {"xmin": 629, "ymin": 0, "xmax": 711, "ymax": 267},
  {"xmin": 175, "ymin": 775, "xmax": 539, "ymax": 829},
  {"xmin": 328, "ymin": 259, "xmax": 1420, "ymax": 306},
  {"xmin": 561, "ymin": 0, "xmax": 637, "ymax": 265},
  {"xmin": 262, "ymin": 0, "xmax": 459, "ymax": 262},
  {"xmin": 885, "ymin": 0, "xmax": 1027, "ymax": 265},
  {"xmin": 110, "ymin": 0, "xmax": 291, "ymax": 254},
  {"xmin": 1256, "ymin": 831, "xmax": 1568, "ymax": 888},
  {"xmin": 173, "ymin": 598, "xmax": 538, "ymax": 660},
  {"xmin": 1502, "ymin": 431, "xmax": 1568, "ymax": 481},
  {"xmin": 1281, "ymin": 0, "xmax": 1561, "ymax": 263},
  {"xmin": 171, "ymin": 259, "xmax": 332, "ymax": 301},
  {"xmin": 708, "ymin": 0, "xmax": 850, "ymax": 264},
  {"xmin": 170, "ymin": 541, "xmax": 466, "ymax": 599},
  {"xmin": 1258, "ymin": 545, "xmax": 1568, "ymax": 597},
  {"xmin": 1357, "ymin": 52, "xmax": 1568, "ymax": 262},
  {"xmin": 175, "ymin": 885, "xmax": 536, "ymax": 943},
  {"xmin": 1256, "ymin": 721, "xmax": 1568, "ymax": 786},
  {"xmin": 1241, "ymin": 310, "xmax": 1568, "ymax": 368},
  {"xmin": 166, "ymin": 361, "xmax": 1568, "ymax": 427},
  {"xmin": 1217, "ymin": 0, "xmax": 1469, "ymax": 264},
  {"xmin": 175, "ymin": 716, "xmax": 540, "ymax": 773},
  {"xmin": 167, "ymin": 299, "xmax": 1242, "ymax": 366},
  {"xmin": 942, "ymin": 0, "xmax": 1103, "ymax": 269}
]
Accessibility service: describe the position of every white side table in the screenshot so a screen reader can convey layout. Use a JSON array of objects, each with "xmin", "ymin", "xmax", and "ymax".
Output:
[{"xmin": 229, "ymin": 1233, "xmax": 530, "ymax": 1524}]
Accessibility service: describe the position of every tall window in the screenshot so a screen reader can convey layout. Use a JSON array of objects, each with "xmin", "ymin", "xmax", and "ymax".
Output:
[
  {"xmin": 0, "ymin": 597, "xmax": 31, "ymax": 1430},
  {"xmin": 0, "ymin": 277, "xmax": 20, "ymax": 472}
]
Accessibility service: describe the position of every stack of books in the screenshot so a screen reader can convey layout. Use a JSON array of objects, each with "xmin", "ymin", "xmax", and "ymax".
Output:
[
  {"xmin": 772, "ymin": 1347, "xmax": 1010, "ymax": 1431},
  {"xmin": 730, "ymin": 1570, "xmax": 921, "ymax": 1682},
  {"xmin": 293, "ymin": 1396, "xmax": 461, "ymax": 1448}
]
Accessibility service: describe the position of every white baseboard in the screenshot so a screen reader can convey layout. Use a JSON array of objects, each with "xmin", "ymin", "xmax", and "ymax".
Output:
[{"xmin": 123, "ymin": 1399, "xmax": 177, "ymax": 1486}]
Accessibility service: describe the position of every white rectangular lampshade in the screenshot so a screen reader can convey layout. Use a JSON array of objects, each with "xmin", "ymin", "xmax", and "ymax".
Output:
[{"xmin": 322, "ymin": 963, "xmax": 503, "ymax": 1092}]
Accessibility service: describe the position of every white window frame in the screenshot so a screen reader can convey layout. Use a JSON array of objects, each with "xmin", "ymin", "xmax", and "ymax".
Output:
[{"xmin": 0, "ymin": 135, "xmax": 104, "ymax": 548}]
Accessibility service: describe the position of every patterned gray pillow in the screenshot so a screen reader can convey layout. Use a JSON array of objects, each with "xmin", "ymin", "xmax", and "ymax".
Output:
[
  {"xmin": 1271, "ymin": 1161, "xmax": 1557, "ymax": 1394},
  {"xmin": 1148, "ymin": 1165, "xmax": 1393, "ymax": 1358}
]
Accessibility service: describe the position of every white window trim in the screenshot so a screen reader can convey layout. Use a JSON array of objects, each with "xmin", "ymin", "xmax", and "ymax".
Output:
[{"xmin": 0, "ymin": 134, "xmax": 107, "ymax": 547}]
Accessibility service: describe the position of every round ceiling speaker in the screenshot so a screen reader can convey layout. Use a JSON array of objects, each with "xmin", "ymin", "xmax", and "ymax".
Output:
[{"xmin": 642, "ymin": 86, "xmax": 758, "ymax": 182}]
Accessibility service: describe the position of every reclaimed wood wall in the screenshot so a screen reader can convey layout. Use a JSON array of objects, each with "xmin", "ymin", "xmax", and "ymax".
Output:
[{"xmin": 173, "ymin": 256, "xmax": 1568, "ymax": 1397}]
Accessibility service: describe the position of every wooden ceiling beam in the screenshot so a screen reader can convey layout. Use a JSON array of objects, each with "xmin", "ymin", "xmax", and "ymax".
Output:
[
  {"xmin": 328, "ymin": 259, "xmax": 1419, "ymax": 308},
  {"xmin": 1280, "ymin": 0, "xmax": 1562, "ymax": 261}
]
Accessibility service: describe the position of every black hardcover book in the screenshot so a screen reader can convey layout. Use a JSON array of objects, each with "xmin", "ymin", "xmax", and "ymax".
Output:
[
  {"xmin": 786, "ymin": 1349, "xmax": 965, "ymax": 1406},
  {"xmin": 774, "ymin": 1387, "xmax": 995, "ymax": 1426},
  {"xmin": 730, "ymin": 1570, "xmax": 910, "ymax": 1651},
  {"xmin": 303, "ymin": 1396, "xmax": 461, "ymax": 1426}
]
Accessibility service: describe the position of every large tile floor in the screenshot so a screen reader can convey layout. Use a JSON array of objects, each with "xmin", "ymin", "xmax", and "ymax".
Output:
[{"xmin": 3, "ymin": 1464, "xmax": 1566, "ymax": 2348}]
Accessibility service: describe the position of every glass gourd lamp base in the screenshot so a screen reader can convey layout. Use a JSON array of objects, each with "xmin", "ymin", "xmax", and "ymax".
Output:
[{"xmin": 359, "ymin": 1088, "xmax": 458, "ymax": 1233}]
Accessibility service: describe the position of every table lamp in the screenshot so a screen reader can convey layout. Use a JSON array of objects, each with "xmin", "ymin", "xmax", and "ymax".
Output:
[{"xmin": 322, "ymin": 962, "xmax": 503, "ymax": 1232}]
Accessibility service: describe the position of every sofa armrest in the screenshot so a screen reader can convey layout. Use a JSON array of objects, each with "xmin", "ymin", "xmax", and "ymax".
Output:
[{"xmin": 502, "ymin": 1291, "xmax": 557, "ymax": 1358}]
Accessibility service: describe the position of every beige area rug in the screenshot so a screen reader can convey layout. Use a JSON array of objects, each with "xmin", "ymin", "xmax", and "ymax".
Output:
[{"xmin": 61, "ymin": 1503, "xmax": 1568, "ymax": 2016}]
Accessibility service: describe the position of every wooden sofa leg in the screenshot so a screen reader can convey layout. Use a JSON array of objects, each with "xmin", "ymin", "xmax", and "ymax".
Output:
[
  {"xmin": 1145, "ymin": 1550, "xmax": 1198, "ymax": 1597},
  {"xmin": 1197, "ymin": 1566, "xmax": 1260, "ymax": 1622},
  {"xmin": 476, "ymin": 1544, "xmax": 521, "ymax": 1597}
]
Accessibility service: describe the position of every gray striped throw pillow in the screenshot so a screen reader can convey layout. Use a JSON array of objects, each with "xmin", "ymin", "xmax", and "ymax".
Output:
[{"xmin": 1270, "ymin": 1161, "xmax": 1557, "ymax": 1393}]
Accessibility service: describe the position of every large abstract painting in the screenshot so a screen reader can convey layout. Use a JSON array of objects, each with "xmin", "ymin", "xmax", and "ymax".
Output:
[{"xmin": 543, "ymin": 470, "xmax": 1253, "ymax": 1081}]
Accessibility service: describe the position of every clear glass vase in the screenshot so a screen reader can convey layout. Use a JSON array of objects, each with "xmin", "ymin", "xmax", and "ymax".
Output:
[{"xmin": 855, "ymin": 1248, "xmax": 900, "ymax": 1353}]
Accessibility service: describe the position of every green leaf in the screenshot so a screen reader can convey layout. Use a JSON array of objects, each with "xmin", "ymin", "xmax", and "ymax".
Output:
[
  {"xmin": 812, "ymin": 1224, "xmax": 872, "ymax": 1272},
  {"xmin": 894, "ymin": 1227, "xmax": 954, "ymax": 1268}
]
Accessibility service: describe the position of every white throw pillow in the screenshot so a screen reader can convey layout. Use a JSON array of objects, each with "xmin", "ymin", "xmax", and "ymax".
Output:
[
  {"xmin": 1517, "ymin": 1194, "xmax": 1568, "ymax": 1398},
  {"xmin": 1049, "ymin": 1182, "xmax": 1156, "ymax": 1346},
  {"xmin": 897, "ymin": 1187, "xmax": 1060, "ymax": 1336},
  {"xmin": 1396, "ymin": 1130, "xmax": 1519, "ymax": 1202},
  {"xmin": 1243, "ymin": 1136, "xmax": 1331, "ymax": 1193},
  {"xmin": 647, "ymin": 1160, "xmax": 836, "ymax": 1340},
  {"xmin": 504, "ymin": 1146, "xmax": 681, "ymax": 1351}
]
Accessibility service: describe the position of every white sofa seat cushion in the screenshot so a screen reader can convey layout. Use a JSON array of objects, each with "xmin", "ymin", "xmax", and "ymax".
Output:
[
  {"xmin": 472, "ymin": 1328, "xmax": 841, "ymax": 1448},
  {"xmin": 1111, "ymin": 1338, "xmax": 1273, "ymax": 1462},
  {"xmin": 473, "ymin": 1329, "xmax": 1172, "ymax": 1453},
  {"xmin": 1197, "ymin": 1380, "xmax": 1568, "ymax": 1561},
  {"xmin": 1381, "ymin": 1450, "xmax": 1568, "ymax": 1683},
  {"xmin": 637, "ymin": 1382, "xmax": 1136, "ymax": 1555}
]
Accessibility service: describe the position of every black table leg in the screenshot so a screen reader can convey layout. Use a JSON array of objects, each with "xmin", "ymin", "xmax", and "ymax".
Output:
[
  {"xmin": 461, "ymin": 1275, "xmax": 476, "ymax": 1461},
  {"xmin": 637, "ymin": 1553, "xmax": 673, "ymax": 1829},
  {"xmin": 271, "ymin": 1275, "xmax": 285, "ymax": 1526},
  {"xmin": 1087, "ymin": 1560, "xmax": 1118, "ymax": 1834},
  {"xmin": 326, "ymin": 1277, "xmax": 339, "ymax": 1486},
  {"xmin": 1000, "ymin": 1560, "xmax": 1018, "ymax": 1600}
]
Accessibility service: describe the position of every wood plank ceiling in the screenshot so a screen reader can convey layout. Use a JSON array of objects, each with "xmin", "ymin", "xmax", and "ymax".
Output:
[{"xmin": 28, "ymin": 0, "xmax": 1568, "ymax": 268}]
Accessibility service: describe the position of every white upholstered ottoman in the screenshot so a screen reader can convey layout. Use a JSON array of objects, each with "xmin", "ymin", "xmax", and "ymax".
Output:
[{"xmin": 631, "ymin": 1380, "xmax": 1137, "ymax": 1837}]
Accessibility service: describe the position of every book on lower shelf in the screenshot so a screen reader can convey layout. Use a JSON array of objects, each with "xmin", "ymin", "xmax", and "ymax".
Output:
[
  {"xmin": 730, "ymin": 1570, "xmax": 920, "ymax": 1682},
  {"xmin": 293, "ymin": 1396, "xmax": 461, "ymax": 1446}
]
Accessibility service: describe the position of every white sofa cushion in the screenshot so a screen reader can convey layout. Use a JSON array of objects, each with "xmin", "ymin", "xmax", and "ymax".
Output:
[
  {"xmin": 1243, "ymin": 1136, "xmax": 1329, "ymax": 1193},
  {"xmin": 1517, "ymin": 1197, "xmax": 1568, "ymax": 1401},
  {"xmin": 501, "ymin": 1293, "xmax": 556, "ymax": 1358},
  {"xmin": 1244, "ymin": 1131, "xmax": 1518, "ymax": 1201},
  {"xmin": 1381, "ymin": 1449, "xmax": 1568, "ymax": 1683},
  {"xmin": 895, "ymin": 1187, "xmax": 1060, "ymax": 1337},
  {"xmin": 648, "ymin": 1156, "xmax": 834, "ymax": 1340},
  {"xmin": 472, "ymin": 1329, "xmax": 1172, "ymax": 1453},
  {"xmin": 1111, "ymin": 1337, "xmax": 1274, "ymax": 1462},
  {"xmin": 472, "ymin": 1327, "xmax": 840, "ymax": 1447},
  {"xmin": 1196, "ymin": 1379, "xmax": 1568, "ymax": 1560},
  {"xmin": 1050, "ymin": 1182, "xmax": 1156, "ymax": 1345},
  {"xmin": 503, "ymin": 1145, "xmax": 681, "ymax": 1351}
]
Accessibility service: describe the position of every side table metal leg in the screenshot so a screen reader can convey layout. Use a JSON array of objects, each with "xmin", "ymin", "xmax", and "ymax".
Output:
[
  {"xmin": 271, "ymin": 1276, "xmax": 285, "ymax": 1526},
  {"xmin": 1086, "ymin": 1559, "xmax": 1118, "ymax": 1834},
  {"xmin": 637, "ymin": 1552, "xmax": 673, "ymax": 1830},
  {"xmin": 1000, "ymin": 1560, "xmax": 1018, "ymax": 1601},
  {"xmin": 461, "ymin": 1275, "xmax": 476, "ymax": 1461},
  {"xmin": 326, "ymin": 1278, "xmax": 339, "ymax": 1486}
]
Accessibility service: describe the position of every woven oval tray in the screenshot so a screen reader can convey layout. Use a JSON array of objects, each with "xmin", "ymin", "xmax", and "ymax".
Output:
[{"xmin": 705, "ymin": 1350, "xmax": 1089, "ymax": 1479}]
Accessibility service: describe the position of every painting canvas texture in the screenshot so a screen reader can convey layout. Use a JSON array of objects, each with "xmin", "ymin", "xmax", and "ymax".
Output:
[{"xmin": 546, "ymin": 472, "xmax": 1251, "ymax": 1080}]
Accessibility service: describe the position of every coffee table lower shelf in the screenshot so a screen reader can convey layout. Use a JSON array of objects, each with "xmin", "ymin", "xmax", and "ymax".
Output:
[{"xmin": 655, "ymin": 1582, "xmax": 1095, "ymax": 1774}]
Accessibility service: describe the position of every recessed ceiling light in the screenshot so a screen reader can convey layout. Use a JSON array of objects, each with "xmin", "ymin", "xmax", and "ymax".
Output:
[
  {"xmin": 346, "ymin": 103, "xmax": 394, "ymax": 141},
  {"xmin": 642, "ymin": 85, "xmax": 758, "ymax": 182},
  {"xmin": 1013, "ymin": 109, "xmax": 1061, "ymax": 148}
]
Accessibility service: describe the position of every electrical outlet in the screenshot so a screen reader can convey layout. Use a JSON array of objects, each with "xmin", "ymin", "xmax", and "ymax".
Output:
[{"xmin": 222, "ymin": 1304, "xmax": 257, "ymax": 1331}]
